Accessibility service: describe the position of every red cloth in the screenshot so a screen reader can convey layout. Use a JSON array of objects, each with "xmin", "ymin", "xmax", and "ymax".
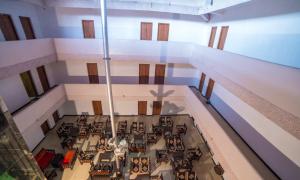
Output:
[
  {"xmin": 63, "ymin": 150, "xmax": 76, "ymax": 164},
  {"xmin": 35, "ymin": 149, "xmax": 55, "ymax": 170}
]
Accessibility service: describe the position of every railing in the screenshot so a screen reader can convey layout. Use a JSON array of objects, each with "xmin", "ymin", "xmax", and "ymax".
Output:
[{"xmin": 11, "ymin": 85, "xmax": 58, "ymax": 116}]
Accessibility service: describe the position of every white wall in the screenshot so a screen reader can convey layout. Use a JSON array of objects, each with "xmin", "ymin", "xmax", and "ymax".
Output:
[
  {"xmin": 54, "ymin": 38, "xmax": 192, "ymax": 63},
  {"xmin": 0, "ymin": 39, "xmax": 56, "ymax": 68},
  {"xmin": 62, "ymin": 84, "xmax": 188, "ymax": 116},
  {"xmin": 210, "ymin": 82, "xmax": 300, "ymax": 179},
  {"xmin": 12, "ymin": 85, "xmax": 66, "ymax": 150},
  {"xmin": 0, "ymin": 39, "xmax": 58, "ymax": 112},
  {"xmin": 39, "ymin": 7, "xmax": 209, "ymax": 45},
  {"xmin": 190, "ymin": 45, "xmax": 300, "ymax": 121},
  {"xmin": 184, "ymin": 87, "xmax": 277, "ymax": 180},
  {"xmin": 0, "ymin": 74, "xmax": 30, "ymax": 112},
  {"xmin": 52, "ymin": 59, "xmax": 199, "ymax": 86},
  {"xmin": 0, "ymin": 0, "xmax": 44, "ymax": 41},
  {"xmin": 210, "ymin": 12, "xmax": 300, "ymax": 68}
]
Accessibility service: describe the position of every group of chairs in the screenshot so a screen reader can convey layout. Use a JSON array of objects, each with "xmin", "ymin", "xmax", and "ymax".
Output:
[
  {"xmin": 90, "ymin": 152, "xmax": 115, "ymax": 178},
  {"xmin": 130, "ymin": 157, "xmax": 150, "ymax": 175},
  {"xmin": 152, "ymin": 116, "xmax": 200, "ymax": 180}
]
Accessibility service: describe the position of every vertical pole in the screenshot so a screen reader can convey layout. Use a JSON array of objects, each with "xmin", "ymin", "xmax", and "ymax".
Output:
[{"xmin": 100, "ymin": 0, "xmax": 120, "ymax": 170}]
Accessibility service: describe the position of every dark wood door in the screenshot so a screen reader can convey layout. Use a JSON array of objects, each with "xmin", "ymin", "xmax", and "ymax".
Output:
[
  {"xmin": 152, "ymin": 101, "xmax": 162, "ymax": 115},
  {"xmin": 92, "ymin": 101, "xmax": 103, "ymax": 115},
  {"xmin": 217, "ymin": 26, "xmax": 229, "ymax": 50},
  {"xmin": 154, "ymin": 64, "xmax": 166, "ymax": 84},
  {"xmin": 37, "ymin": 65, "xmax": 50, "ymax": 92},
  {"xmin": 0, "ymin": 13, "xmax": 19, "ymax": 41},
  {"xmin": 208, "ymin": 27, "xmax": 217, "ymax": 48},
  {"xmin": 157, "ymin": 23, "xmax": 169, "ymax": 41},
  {"xmin": 41, "ymin": 121, "xmax": 50, "ymax": 135},
  {"xmin": 199, "ymin": 73, "xmax": 206, "ymax": 93},
  {"xmin": 82, "ymin": 20, "xmax": 95, "ymax": 38},
  {"xmin": 19, "ymin": 16, "xmax": 35, "ymax": 39},
  {"xmin": 20, "ymin": 71, "xmax": 37, "ymax": 97},
  {"xmin": 138, "ymin": 101, "xmax": 147, "ymax": 115},
  {"xmin": 52, "ymin": 111, "xmax": 60, "ymax": 123},
  {"xmin": 140, "ymin": 22, "xmax": 152, "ymax": 40},
  {"xmin": 139, "ymin": 64, "xmax": 150, "ymax": 84},
  {"xmin": 205, "ymin": 78, "xmax": 215, "ymax": 100},
  {"xmin": 87, "ymin": 63, "xmax": 99, "ymax": 84}
]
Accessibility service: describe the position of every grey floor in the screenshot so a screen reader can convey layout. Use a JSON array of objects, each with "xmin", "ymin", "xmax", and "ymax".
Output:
[{"xmin": 33, "ymin": 115, "xmax": 223, "ymax": 180}]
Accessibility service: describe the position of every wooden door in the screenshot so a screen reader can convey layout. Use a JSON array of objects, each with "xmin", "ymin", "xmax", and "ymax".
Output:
[
  {"xmin": 0, "ymin": 13, "xmax": 19, "ymax": 41},
  {"xmin": 19, "ymin": 16, "xmax": 35, "ymax": 39},
  {"xmin": 217, "ymin": 26, "xmax": 229, "ymax": 50},
  {"xmin": 157, "ymin": 23, "xmax": 169, "ymax": 41},
  {"xmin": 205, "ymin": 78, "xmax": 215, "ymax": 100},
  {"xmin": 208, "ymin": 27, "xmax": 217, "ymax": 48},
  {"xmin": 199, "ymin": 73, "xmax": 206, "ymax": 93},
  {"xmin": 139, "ymin": 64, "xmax": 150, "ymax": 84},
  {"xmin": 154, "ymin": 64, "xmax": 166, "ymax": 84},
  {"xmin": 37, "ymin": 65, "xmax": 50, "ymax": 92},
  {"xmin": 20, "ymin": 71, "xmax": 37, "ymax": 97},
  {"xmin": 82, "ymin": 20, "xmax": 95, "ymax": 38},
  {"xmin": 152, "ymin": 101, "xmax": 162, "ymax": 115},
  {"xmin": 41, "ymin": 121, "xmax": 50, "ymax": 135},
  {"xmin": 92, "ymin": 101, "xmax": 103, "ymax": 115},
  {"xmin": 87, "ymin": 63, "xmax": 99, "ymax": 84},
  {"xmin": 138, "ymin": 101, "xmax": 147, "ymax": 115},
  {"xmin": 52, "ymin": 111, "xmax": 60, "ymax": 123},
  {"xmin": 140, "ymin": 22, "xmax": 152, "ymax": 40}
]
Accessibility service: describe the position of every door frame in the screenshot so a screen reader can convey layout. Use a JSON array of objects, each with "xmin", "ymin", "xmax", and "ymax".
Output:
[
  {"xmin": 139, "ymin": 64, "xmax": 150, "ymax": 84},
  {"xmin": 92, "ymin": 100, "xmax": 103, "ymax": 115},
  {"xmin": 138, "ymin": 101, "xmax": 147, "ymax": 115},
  {"xmin": 199, "ymin": 73, "xmax": 206, "ymax": 93},
  {"xmin": 157, "ymin": 23, "xmax": 169, "ymax": 41},
  {"xmin": 154, "ymin": 64, "xmax": 166, "ymax": 84},
  {"xmin": 82, "ymin": 20, "xmax": 95, "ymax": 39},
  {"xmin": 152, "ymin": 101, "xmax": 162, "ymax": 115},
  {"xmin": 205, "ymin": 78, "xmax": 215, "ymax": 100}
]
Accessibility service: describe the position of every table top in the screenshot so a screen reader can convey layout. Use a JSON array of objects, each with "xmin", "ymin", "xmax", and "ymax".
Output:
[{"xmin": 64, "ymin": 150, "xmax": 76, "ymax": 163}]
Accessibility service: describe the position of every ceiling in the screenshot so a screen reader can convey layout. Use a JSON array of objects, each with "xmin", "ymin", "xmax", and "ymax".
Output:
[{"xmin": 28, "ymin": 0, "xmax": 250, "ymax": 16}]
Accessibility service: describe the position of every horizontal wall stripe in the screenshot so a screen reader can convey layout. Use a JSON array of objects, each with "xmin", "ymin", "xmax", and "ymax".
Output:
[{"xmin": 211, "ymin": 90, "xmax": 300, "ymax": 179}]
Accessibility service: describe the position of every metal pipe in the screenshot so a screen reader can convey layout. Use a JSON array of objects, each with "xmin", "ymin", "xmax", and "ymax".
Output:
[
  {"xmin": 100, "ymin": 0, "xmax": 110, "ymax": 59},
  {"xmin": 100, "ymin": 0, "xmax": 120, "ymax": 170}
]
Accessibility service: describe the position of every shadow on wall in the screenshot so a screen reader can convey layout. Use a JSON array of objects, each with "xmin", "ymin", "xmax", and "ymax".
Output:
[
  {"xmin": 153, "ymin": 42, "xmax": 173, "ymax": 104},
  {"xmin": 161, "ymin": 101, "xmax": 185, "ymax": 114},
  {"xmin": 149, "ymin": 90, "xmax": 175, "ymax": 98},
  {"xmin": 62, "ymin": 100, "xmax": 77, "ymax": 115},
  {"xmin": 52, "ymin": 61, "xmax": 89, "ymax": 84},
  {"xmin": 208, "ymin": 90, "xmax": 296, "ymax": 179}
]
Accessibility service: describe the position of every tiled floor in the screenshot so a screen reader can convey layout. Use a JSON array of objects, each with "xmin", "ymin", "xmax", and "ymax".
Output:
[{"xmin": 33, "ymin": 115, "xmax": 222, "ymax": 180}]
